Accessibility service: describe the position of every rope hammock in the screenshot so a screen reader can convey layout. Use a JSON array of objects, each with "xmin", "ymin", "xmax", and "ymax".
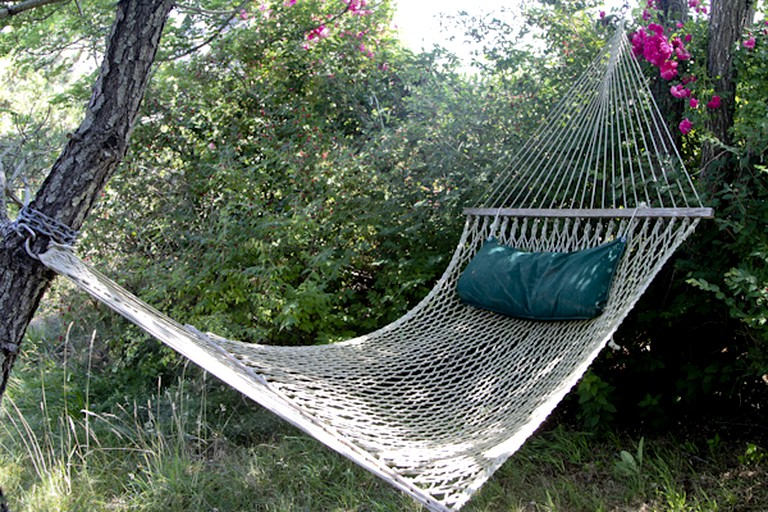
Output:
[{"xmin": 18, "ymin": 26, "xmax": 711, "ymax": 511}]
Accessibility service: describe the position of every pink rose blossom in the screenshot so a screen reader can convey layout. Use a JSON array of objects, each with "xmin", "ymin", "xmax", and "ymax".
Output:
[
  {"xmin": 707, "ymin": 95, "xmax": 721, "ymax": 109},
  {"xmin": 689, "ymin": 97, "xmax": 699, "ymax": 108},
  {"xmin": 670, "ymin": 84, "xmax": 691, "ymax": 98},
  {"xmin": 346, "ymin": 0, "xmax": 368, "ymax": 14},
  {"xmin": 631, "ymin": 29, "xmax": 647, "ymax": 57},
  {"xmin": 660, "ymin": 60, "xmax": 678, "ymax": 80},
  {"xmin": 679, "ymin": 118, "xmax": 693, "ymax": 135},
  {"xmin": 307, "ymin": 25, "xmax": 329, "ymax": 41},
  {"xmin": 743, "ymin": 36, "xmax": 756, "ymax": 49},
  {"xmin": 644, "ymin": 34, "xmax": 673, "ymax": 66},
  {"xmin": 642, "ymin": 9, "xmax": 651, "ymax": 21},
  {"xmin": 675, "ymin": 46, "xmax": 691, "ymax": 60}
]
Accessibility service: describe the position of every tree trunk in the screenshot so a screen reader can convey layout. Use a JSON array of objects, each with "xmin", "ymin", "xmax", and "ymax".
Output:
[
  {"xmin": 0, "ymin": 0, "xmax": 174, "ymax": 402},
  {"xmin": 701, "ymin": 0, "xmax": 754, "ymax": 183}
]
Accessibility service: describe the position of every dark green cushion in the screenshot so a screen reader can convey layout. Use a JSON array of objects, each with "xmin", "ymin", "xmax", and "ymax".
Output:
[{"xmin": 457, "ymin": 237, "xmax": 626, "ymax": 320}]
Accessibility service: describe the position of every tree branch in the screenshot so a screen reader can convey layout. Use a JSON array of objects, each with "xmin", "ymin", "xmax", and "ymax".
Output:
[
  {"xmin": 161, "ymin": 0, "xmax": 250, "ymax": 62},
  {"xmin": 0, "ymin": 0, "xmax": 68, "ymax": 20},
  {"xmin": 162, "ymin": 0, "xmax": 352, "ymax": 62}
]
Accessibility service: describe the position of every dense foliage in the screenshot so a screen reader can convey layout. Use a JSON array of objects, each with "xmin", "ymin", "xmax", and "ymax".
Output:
[
  {"xmin": 2, "ymin": 0, "xmax": 767, "ymax": 428},
  {"xmin": 585, "ymin": 1, "xmax": 768, "ymax": 429},
  {"xmin": 81, "ymin": 0, "xmax": 470, "ymax": 347}
]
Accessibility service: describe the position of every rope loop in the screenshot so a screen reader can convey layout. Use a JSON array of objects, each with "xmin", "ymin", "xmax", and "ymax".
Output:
[{"xmin": 11, "ymin": 206, "xmax": 79, "ymax": 258}]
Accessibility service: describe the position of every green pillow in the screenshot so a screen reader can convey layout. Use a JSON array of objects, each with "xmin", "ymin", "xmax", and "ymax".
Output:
[{"xmin": 457, "ymin": 237, "xmax": 626, "ymax": 320}]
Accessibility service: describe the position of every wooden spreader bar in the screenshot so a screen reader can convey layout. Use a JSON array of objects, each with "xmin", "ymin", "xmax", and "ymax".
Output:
[{"xmin": 464, "ymin": 207, "xmax": 715, "ymax": 219}]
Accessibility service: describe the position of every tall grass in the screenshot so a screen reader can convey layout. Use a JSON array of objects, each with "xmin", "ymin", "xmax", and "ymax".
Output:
[
  {"xmin": 1, "ymin": 320, "xmax": 418, "ymax": 511},
  {"xmin": 1, "ymin": 318, "xmax": 766, "ymax": 511}
]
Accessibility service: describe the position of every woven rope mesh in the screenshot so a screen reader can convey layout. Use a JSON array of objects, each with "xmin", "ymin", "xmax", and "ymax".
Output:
[{"xmin": 38, "ymin": 26, "xmax": 708, "ymax": 512}]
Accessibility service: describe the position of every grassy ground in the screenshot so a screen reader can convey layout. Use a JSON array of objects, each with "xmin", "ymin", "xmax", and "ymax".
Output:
[{"xmin": 1, "ymin": 318, "xmax": 766, "ymax": 512}]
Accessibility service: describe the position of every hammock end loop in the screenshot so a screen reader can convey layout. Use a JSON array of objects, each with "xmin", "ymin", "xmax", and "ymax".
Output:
[{"xmin": 10, "ymin": 205, "xmax": 79, "ymax": 261}]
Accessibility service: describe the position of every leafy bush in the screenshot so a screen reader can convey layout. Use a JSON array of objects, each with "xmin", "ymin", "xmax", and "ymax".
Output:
[
  {"xmin": 80, "ymin": 0, "xmax": 503, "ymax": 349},
  {"xmin": 591, "ymin": 9, "xmax": 768, "ymax": 427}
]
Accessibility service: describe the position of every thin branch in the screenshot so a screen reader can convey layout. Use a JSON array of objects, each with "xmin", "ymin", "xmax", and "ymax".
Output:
[
  {"xmin": 174, "ymin": 3, "xmax": 240, "ymax": 17},
  {"xmin": 161, "ymin": 0, "xmax": 250, "ymax": 62},
  {"xmin": 0, "ymin": 0, "xmax": 68, "ymax": 19},
  {"xmin": 162, "ymin": 0, "xmax": 353, "ymax": 62}
]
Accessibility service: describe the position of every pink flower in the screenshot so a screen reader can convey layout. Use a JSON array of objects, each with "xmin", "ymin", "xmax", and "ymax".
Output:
[
  {"xmin": 670, "ymin": 84, "xmax": 691, "ymax": 98},
  {"xmin": 675, "ymin": 46, "xmax": 691, "ymax": 60},
  {"xmin": 642, "ymin": 9, "xmax": 651, "ymax": 21},
  {"xmin": 682, "ymin": 74, "xmax": 697, "ymax": 84},
  {"xmin": 239, "ymin": 9, "xmax": 248, "ymax": 20},
  {"xmin": 660, "ymin": 60, "xmax": 678, "ymax": 80},
  {"xmin": 346, "ymin": 0, "xmax": 367, "ymax": 14},
  {"xmin": 307, "ymin": 25, "xmax": 329, "ymax": 41},
  {"xmin": 284, "ymin": 0, "xmax": 296, "ymax": 5},
  {"xmin": 599, "ymin": 10, "xmax": 605, "ymax": 19},
  {"xmin": 679, "ymin": 118, "xmax": 693, "ymax": 135},
  {"xmin": 684, "ymin": 34, "xmax": 692, "ymax": 43},
  {"xmin": 644, "ymin": 33, "xmax": 673, "ymax": 67},
  {"xmin": 676, "ymin": 22, "xmax": 684, "ymax": 29},
  {"xmin": 743, "ymin": 36, "xmax": 756, "ymax": 49},
  {"xmin": 707, "ymin": 95, "xmax": 721, "ymax": 109},
  {"xmin": 631, "ymin": 29, "xmax": 647, "ymax": 57},
  {"xmin": 671, "ymin": 38, "xmax": 691, "ymax": 60},
  {"xmin": 689, "ymin": 97, "xmax": 699, "ymax": 108}
]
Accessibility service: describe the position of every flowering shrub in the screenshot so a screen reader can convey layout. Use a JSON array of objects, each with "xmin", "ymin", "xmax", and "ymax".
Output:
[
  {"xmin": 628, "ymin": 0, "xmax": 737, "ymax": 135},
  {"xmin": 607, "ymin": 2, "xmax": 768, "ymax": 425}
]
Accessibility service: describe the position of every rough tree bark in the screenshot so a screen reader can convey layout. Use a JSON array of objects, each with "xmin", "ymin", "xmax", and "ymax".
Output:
[
  {"xmin": 0, "ymin": 0, "xmax": 174, "ymax": 402},
  {"xmin": 701, "ymin": 0, "xmax": 754, "ymax": 182}
]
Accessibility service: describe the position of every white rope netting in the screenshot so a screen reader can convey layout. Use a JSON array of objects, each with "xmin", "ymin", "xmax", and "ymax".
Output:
[{"xmin": 35, "ymin": 26, "xmax": 710, "ymax": 512}]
